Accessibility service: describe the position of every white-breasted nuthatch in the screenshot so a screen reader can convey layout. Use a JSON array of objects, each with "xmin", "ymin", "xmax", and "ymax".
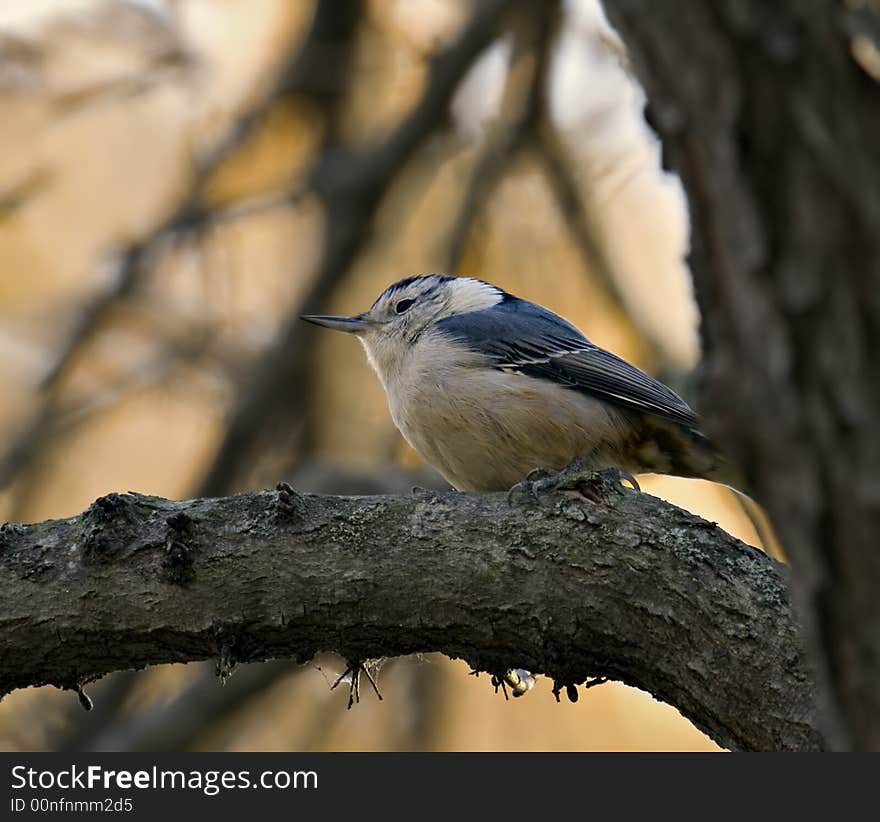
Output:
[
  {"xmin": 303, "ymin": 274, "xmax": 753, "ymax": 701},
  {"xmin": 302, "ymin": 274, "xmax": 731, "ymax": 493}
]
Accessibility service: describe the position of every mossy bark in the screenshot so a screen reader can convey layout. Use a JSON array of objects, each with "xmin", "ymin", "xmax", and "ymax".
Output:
[{"xmin": 1, "ymin": 477, "xmax": 821, "ymax": 751}]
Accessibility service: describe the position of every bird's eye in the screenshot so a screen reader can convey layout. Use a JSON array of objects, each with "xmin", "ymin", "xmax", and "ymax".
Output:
[{"xmin": 395, "ymin": 298, "xmax": 415, "ymax": 314}]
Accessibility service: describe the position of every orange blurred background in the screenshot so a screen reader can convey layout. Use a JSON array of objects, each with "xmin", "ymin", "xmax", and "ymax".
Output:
[{"xmin": 0, "ymin": 0, "xmax": 762, "ymax": 751}]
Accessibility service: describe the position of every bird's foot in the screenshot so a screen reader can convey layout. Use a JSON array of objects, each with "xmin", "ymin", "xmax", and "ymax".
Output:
[
  {"xmin": 331, "ymin": 659, "xmax": 385, "ymax": 709},
  {"xmin": 509, "ymin": 460, "xmax": 639, "ymax": 506},
  {"xmin": 530, "ymin": 462, "xmax": 640, "ymax": 504},
  {"xmin": 582, "ymin": 467, "xmax": 639, "ymax": 501},
  {"xmin": 507, "ymin": 467, "xmax": 555, "ymax": 506}
]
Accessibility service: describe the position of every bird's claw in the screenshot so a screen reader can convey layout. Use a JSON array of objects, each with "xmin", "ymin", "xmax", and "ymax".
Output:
[
  {"xmin": 598, "ymin": 468, "xmax": 640, "ymax": 492},
  {"xmin": 507, "ymin": 467, "xmax": 554, "ymax": 506},
  {"xmin": 526, "ymin": 467, "xmax": 555, "ymax": 483},
  {"xmin": 509, "ymin": 463, "xmax": 639, "ymax": 506},
  {"xmin": 582, "ymin": 468, "xmax": 640, "ymax": 501},
  {"xmin": 545, "ymin": 464, "xmax": 640, "ymax": 503}
]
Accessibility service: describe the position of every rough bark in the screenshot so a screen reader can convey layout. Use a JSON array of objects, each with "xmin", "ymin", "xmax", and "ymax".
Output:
[
  {"xmin": 603, "ymin": 0, "xmax": 880, "ymax": 750},
  {"xmin": 0, "ymin": 477, "xmax": 821, "ymax": 751}
]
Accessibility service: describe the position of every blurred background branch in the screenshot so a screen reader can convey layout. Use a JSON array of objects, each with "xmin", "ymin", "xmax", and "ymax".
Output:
[
  {"xmin": 2, "ymin": 0, "xmax": 856, "ymax": 752},
  {"xmin": 196, "ymin": 0, "xmax": 512, "ymax": 497}
]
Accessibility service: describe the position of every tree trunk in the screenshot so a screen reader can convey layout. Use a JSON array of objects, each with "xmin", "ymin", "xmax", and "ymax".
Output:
[{"xmin": 604, "ymin": 0, "xmax": 880, "ymax": 750}]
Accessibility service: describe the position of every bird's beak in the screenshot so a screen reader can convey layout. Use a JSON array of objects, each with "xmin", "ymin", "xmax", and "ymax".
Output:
[{"xmin": 300, "ymin": 314, "xmax": 373, "ymax": 334}]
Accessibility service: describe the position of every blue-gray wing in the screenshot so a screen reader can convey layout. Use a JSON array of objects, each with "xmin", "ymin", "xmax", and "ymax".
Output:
[{"xmin": 435, "ymin": 298, "xmax": 699, "ymax": 429}]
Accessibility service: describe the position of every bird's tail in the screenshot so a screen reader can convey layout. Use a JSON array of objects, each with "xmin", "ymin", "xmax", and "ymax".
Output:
[
  {"xmin": 643, "ymin": 420, "xmax": 785, "ymax": 560},
  {"xmin": 727, "ymin": 486, "xmax": 785, "ymax": 561},
  {"xmin": 703, "ymin": 454, "xmax": 785, "ymax": 562}
]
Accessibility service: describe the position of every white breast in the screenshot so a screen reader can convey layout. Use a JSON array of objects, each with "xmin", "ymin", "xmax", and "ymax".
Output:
[{"xmin": 362, "ymin": 330, "xmax": 631, "ymax": 491}]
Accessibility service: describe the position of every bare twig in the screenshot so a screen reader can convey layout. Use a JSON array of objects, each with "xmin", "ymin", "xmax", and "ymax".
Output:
[
  {"xmin": 39, "ymin": 2, "xmax": 360, "ymax": 393},
  {"xmin": 445, "ymin": 4, "xmax": 649, "ymax": 357},
  {"xmin": 446, "ymin": 2, "xmax": 558, "ymax": 272},
  {"xmin": 28, "ymin": 5, "xmax": 368, "ymax": 738},
  {"xmin": 0, "ymin": 1, "xmax": 365, "ymax": 495},
  {"xmin": 533, "ymin": 120, "xmax": 631, "ymax": 321},
  {"xmin": 197, "ymin": 0, "xmax": 513, "ymax": 496}
]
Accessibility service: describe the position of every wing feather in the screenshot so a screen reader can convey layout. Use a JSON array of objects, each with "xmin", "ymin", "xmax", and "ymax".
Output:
[{"xmin": 435, "ymin": 298, "xmax": 698, "ymax": 429}]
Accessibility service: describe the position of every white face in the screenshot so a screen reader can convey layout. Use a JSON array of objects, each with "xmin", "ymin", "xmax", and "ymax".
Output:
[
  {"xmin": 301, "ymin": 275, "xmax": 505, "ymax": 383},
  {"xmin": 362, "ymin": 275, "xmax": 503, "ymax": 344},
  {"xmin": 301, "ymin": 275, "xmax": 504, "ymax": 343},
  {"xmin": 363, "ymin": 276, "xmax": 448, "ymax": 339}
]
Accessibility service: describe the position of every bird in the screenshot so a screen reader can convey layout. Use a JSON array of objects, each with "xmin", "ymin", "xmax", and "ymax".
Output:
[
  {"xmin": 302, "ymin": 274, "xmax": 756, "ymax": 700},
  {"xmin": 302, "ymin": 274, "xmax": 734, "ymax": 494}
]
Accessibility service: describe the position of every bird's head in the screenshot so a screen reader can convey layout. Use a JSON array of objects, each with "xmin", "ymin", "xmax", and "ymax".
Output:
[{"xmin": 302, "ymin": 274, "xmax": 507, "ymax": 375}]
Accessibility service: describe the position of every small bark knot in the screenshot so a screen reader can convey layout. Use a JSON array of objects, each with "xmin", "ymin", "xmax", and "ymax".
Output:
[
  {"xmin": 80, "ymin": 492, "xmax": 135, "ymax": 563},
  {"xmin": 551, "ymin": 680, "xmax": 580, "ymax": 703},
  {"xmin": 275, "ymin": 481, "xmax": 300, "ymax": 520},
  {"xmin": 60, "ymin": 680, "xmax": 95, "ymax": 711},
  {"xmin": 162, "ymin": 511, "xmax": 196, "ymax": 585},
  {"xmin": 410, "ymin": 486, "xmax": 442, "ymax": 502},
  {"xmin": 551, "ymin": 675, "xmax": 609, "ymax": 703},
  {"xmin": 0, "ymin": 522, "xmax": 25, "ymax": 551}
]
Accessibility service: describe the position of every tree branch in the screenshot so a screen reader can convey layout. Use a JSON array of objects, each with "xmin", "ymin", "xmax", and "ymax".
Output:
[{"xmin": 0, "ymin": 476, "xmax": 822, "ymax": 751}]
